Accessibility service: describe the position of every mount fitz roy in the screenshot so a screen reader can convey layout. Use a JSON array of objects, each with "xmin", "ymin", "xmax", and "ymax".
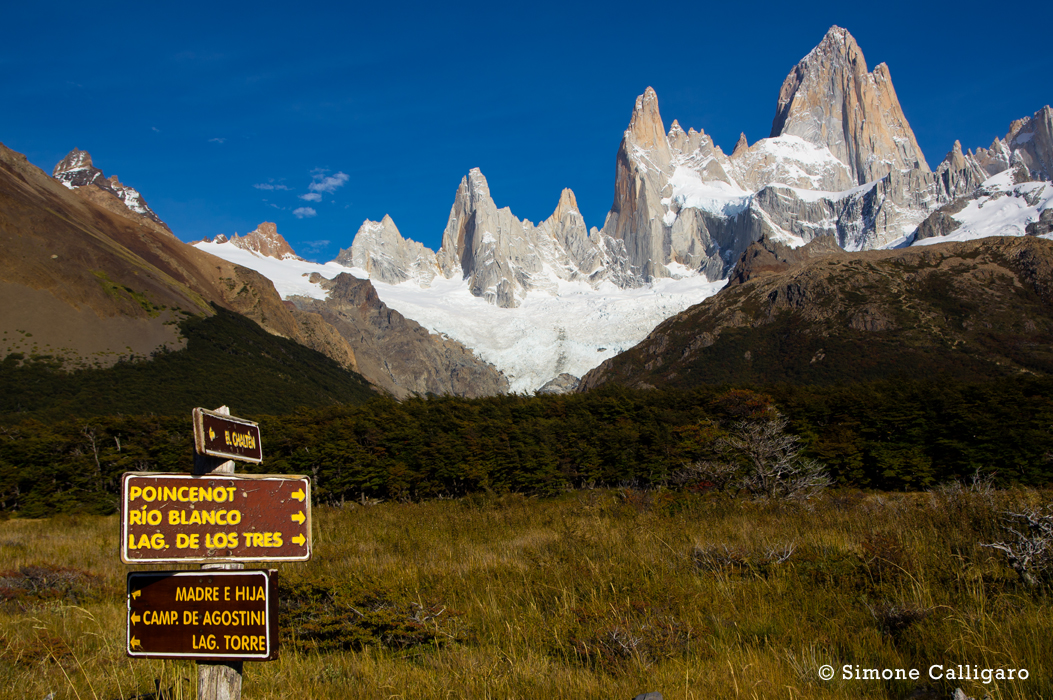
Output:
[
  {"xmin": 343, "ymin": 26, "xmax": 1050, "ymax": 314},
  {"xmin": 30, "ymin": 25, "xmax": 1049, "ymax": 396}
]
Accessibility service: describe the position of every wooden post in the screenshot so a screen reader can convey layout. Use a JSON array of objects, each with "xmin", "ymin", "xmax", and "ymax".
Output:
[{"xmin": 193, "ymin": 406, "xmax": 243, "ymax": 700}]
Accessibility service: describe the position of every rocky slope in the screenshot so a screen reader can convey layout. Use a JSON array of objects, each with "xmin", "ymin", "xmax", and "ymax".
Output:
[
  {"xmin": 290, "ymin": 274, "xmax": 508, "ymax": 399},
  {"xmin": 580, "ymin": 236, "xmax": 1053, "ymax": 390}
]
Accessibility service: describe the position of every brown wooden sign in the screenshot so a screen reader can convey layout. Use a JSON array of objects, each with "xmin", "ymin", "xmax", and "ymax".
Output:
[
  {"xmin": 127, "ymin": 570, "xmax": 277, "ymax": 660},
  {"xmin": 193, "ymin": 408, "xmax": 263, "ymax": 464},
  {"xmin": 121, "ymin": 473, "xmax": 311, "ymax": 563}
]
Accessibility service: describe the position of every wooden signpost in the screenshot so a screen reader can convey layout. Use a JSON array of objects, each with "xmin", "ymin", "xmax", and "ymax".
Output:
[
  {"xmin": 127, "ymin": 570, "xmax": 278, "ymax": 660},
  {"xmin": 121, "ymin": 405, "xmax": 311, "ymax": 700},
  {"xmin": 193, "ymin": 408, "xmax": 263, "ymax": 464},
  {"xmin": 121, "ymin": 473, "xmax": 311, "ymax": 563}
]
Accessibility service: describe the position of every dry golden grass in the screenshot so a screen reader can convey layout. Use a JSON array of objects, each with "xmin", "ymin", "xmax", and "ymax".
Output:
[{"xmin": 0, "ymin": 487, "xmax": 1050, "ymax": 699}]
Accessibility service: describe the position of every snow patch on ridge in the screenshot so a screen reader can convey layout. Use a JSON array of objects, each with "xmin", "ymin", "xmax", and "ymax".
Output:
[
  {"xmin": 915, "ymin": 175, "xmax": 1053, "ymax": 246},
  {"xmin": 666, "ymin": 166, "xmax": 750, "ymax": 217}
]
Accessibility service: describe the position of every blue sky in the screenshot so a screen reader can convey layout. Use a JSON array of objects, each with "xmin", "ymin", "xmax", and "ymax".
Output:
[{"xmin": 4, "ymin": 1, "xmax": 1050, "ymax": 261}]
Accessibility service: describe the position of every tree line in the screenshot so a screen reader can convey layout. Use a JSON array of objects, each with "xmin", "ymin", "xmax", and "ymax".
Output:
[{"xmin": 1, "ymin": 378, "xmax": 1051, "ymax": 517}]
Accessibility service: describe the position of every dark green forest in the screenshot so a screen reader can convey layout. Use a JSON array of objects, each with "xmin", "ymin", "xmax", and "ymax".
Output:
[{"xmin": 2, "ymin": 378, "xmax": 1051, "ymax": 517}]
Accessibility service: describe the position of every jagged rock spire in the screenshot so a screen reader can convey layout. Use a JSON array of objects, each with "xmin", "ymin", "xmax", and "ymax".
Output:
[
  {"xmin": 52, "ymin": 148, "xmax": 172, "ymax": 232},
  {"xmin": 769, "ymin": 26, "xmax": 929, "ymax": 184},
  {"xmin": 228, "ymin": 222, "xmax": 302, "ymax": 260}
]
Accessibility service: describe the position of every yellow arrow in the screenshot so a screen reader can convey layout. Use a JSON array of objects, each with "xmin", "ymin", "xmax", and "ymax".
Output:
[
  {"xmin": 291, "ymin": 533, "xmax": 306, "ymax": 547},
  {"xmin": 131, "ymin": 613, "xmax": 141, "ymax": 625},
  {"xmin": 132, "ymin": 590, "xmax": 141, "ymax": 600},
  {"xmin": 291, "ymin": 511, "xmax": 305, "ymax": 525},
  {"xmin": 291, "ymin": 487, "xmax": 306, "ymax": 502},
  {"xmin": 130, "ymin": 635, "xmax": 141, "ymax": 649}
]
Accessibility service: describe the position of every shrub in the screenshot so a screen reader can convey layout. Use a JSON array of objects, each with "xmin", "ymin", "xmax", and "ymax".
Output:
[
  {"xmin": 982, "ymin": 506, "xmax": 1053, "ymax": 587},
  {"xmin": 675, "ymin": 411, "xmax": 831, "ymax": 501}
]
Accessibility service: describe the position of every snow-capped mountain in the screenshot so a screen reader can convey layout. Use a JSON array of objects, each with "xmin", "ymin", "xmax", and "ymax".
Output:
[
  {"xmin": 198, "ymin": 25, "xmax": 1052, "ymax": 394},
  {"xmin": 347, "ymin": 26, "xmax": 1049, "ymax": 298}
]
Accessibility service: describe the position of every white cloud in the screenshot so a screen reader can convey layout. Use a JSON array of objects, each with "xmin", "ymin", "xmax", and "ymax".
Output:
[
  {"xmin": 293, "ymin": 207, "xmax": 317, "ymax": 219},
  {"xmin": 303, "ymin": 239, "xmax": 330, "ymax": 253},
  {"xmin": 151, "ymin": 126, "xmax": 161, "ymax": 133},
  {"xmin": 254, "ymin": 183, "xmax": 290, "ymax": 191},
  {"xmin": 299, "ymin": 192, "xmax": 323, "ymax": 202},
  {"xmin": 309, "ymin": 171, "xmax": 349, "ymax": 194},
  {"xmin": 209, "ymin": 137, "xmax": 226, "ymax": 144}
]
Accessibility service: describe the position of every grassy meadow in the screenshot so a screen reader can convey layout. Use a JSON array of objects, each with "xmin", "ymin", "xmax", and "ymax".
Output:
[{"xmin": 0, "ymin": 486, "xmax": 1050, "ymax": 700}]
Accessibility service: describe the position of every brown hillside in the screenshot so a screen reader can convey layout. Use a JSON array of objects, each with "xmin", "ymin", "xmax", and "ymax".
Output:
[
  {"xmin": 0, "ymin": 142, "xmax": 356, "ymax": 369},
  {"xmin": 580, "ymin": 236, "xmax": 1053, "ymax": 390}
]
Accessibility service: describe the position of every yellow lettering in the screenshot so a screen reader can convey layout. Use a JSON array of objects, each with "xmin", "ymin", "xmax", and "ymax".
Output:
[
  {"xmin": 189, "ymin": 510, "xmax": 202, "ymax": 526},
  {"xmin": 200, "ymin": 487, "xmax": 213, "ymax": 503},
  {"xmin": 162, "ymin": 486, "xmax": 177, "ymax": 501},
  {"xmin": 142, "ymin": 487, "xmax": 156, "ymax": 502},
  {"xmin": 168, "ymin": 510, "xmax": 179, "ymax": 525},
  {"xmin": 178, "ymin": 486, "xmax": 189, "ymax": 502},
  {"xmin": 227, "ymin": 532, "xmax": 239, "ymax": 548},
  {"xmin": 224, "ymin": 586, "xmax": 230, "ymax": 601},
  {"xmin": 188, "ymin": 486, "xmax": 198, "ymax": 502},
  {"xmin": 129, "ymin": 486, "xmax": 142, "ymax": 502},
  {"xmin": 214, "ymin": 487, "xmax": 228, "ymax": 503},
  {"xmin": 183, "ymin": 610, "xmax": 193, "ymax": 624},
  {"xmin": 146, "ymin": 510, "xmax": 162, "ymax": 526},
  {"xmin": 129, "ymin": 510, "xmax": 142, "ymax": 525},
  {"xmin": 273, "ymin": 531, "xmax": 282, "ymax": 547},
  {"xmin": 226, "ymin": 487, "xmax": 237, "ymax": 502},
  {"xmin": 228, "ymin": 509, "xmax": 241, "ymax": 525},
  {"xmin": 150, "ymin": 533, "xmax": 165, "ymax": 549},
  {"xmin": 136, "ymin": 534, "xmax": 151, "ymax": 549},
  {"xmin": 202, "ymin": 510, "xmax": 216, "ymax": 525},
  {"xmin": 225, "ymin": 430, "xmax": 230, "ymax": 446}
]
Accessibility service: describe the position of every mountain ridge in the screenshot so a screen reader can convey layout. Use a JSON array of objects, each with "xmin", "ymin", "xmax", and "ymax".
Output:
[{"xmin": 579, "ymin": 235, "xmax": 1053, "ymax": 390}]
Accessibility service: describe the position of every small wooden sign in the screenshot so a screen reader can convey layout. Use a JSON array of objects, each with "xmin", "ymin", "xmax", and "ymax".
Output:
[
  {"xmin": 121, "ymin": 473, "xmax": 312, "ymax": 563},
  {"xmin": 127, "ymin": 570, "xmax": 278, "ymax": 660},
  {"xmin": 193, "ymin": 408, "xmax": 263, "ymax": 464}
]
